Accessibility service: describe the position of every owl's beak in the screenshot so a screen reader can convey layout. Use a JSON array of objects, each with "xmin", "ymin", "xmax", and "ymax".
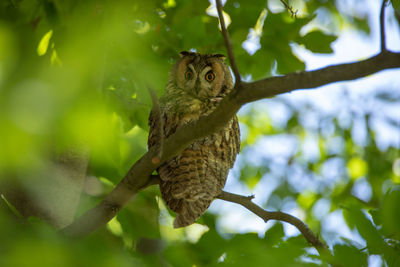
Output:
[{"xmin": 194, "ymin": 79, "xmax": 201, "ymax": 94}]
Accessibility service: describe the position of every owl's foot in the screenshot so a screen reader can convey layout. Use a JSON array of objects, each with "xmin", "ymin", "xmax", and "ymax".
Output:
[{"xmin": 210, "ymin": 97, "xmax": 223, "ymax": 104}]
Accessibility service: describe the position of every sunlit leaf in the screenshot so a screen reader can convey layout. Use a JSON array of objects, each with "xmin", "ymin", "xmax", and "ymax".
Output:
[
  {"xmin": 107, "ymin": 217, "xmax": 124, "ymax": 237},
  {"xmin": 163, "ymin": 0, "xmax": 176, "ymax": 9},
  {"xmin": 37, "ymin": 30, "xmax": 53, "ymax": 56},
  {"xmin": 297, "ymin": 190, "xmax": 317, "ymax": 209},
  {"xmin": 347, "ymin": 157, "xmax": 368, "ymax": 180},
  {"xmin": 50, "ymin": 49, "xmax": 62, "ymax": 66}
]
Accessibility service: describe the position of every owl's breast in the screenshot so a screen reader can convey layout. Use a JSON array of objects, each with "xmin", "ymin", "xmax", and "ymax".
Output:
[
  {"xmin": 160, "ymin": 91, "xmax": 221, "ymax": 141},
  {"xmin": 186, "ymin": 98, "xmax": 203, "ymax": 113},
  {"xmin": 171, "ymin": 97, "xmax": 206, "ymax": 123}
]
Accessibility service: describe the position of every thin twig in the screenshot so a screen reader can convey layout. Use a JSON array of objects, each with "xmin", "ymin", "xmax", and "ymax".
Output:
[
  {"xmin": 148, "ymin": 86, "xmax": 164, "ymax": 164},
  {"xmin": 217, "ymin": 191, "xmax": 328, "ymax": 250},
  {"xmin": 215, "ymin": 0, "xmax": 241, "ymax": 84},
  {"xmin": 279, "ymin": 0, "xmax": 298, "ymax": 18},
  {"xmin": 217, "ymin": 191, "xmax": 342, "ymax": 265},
  {"xmin": 380, "ymin": 0, "xmax": 388, "ymax": 52}
]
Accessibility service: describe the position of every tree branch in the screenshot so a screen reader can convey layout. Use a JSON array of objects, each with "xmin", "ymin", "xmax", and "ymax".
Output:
[
  {"xmin": 380, "ymin": 0, "xmax": 388, "ymax": 51},
  {"xmin": 139, "ymin": 174, "xmax": 160, "ymax": 190},
  {"xmin": 236, "ymin": 51, "xmax": 400, "ymax": 104},
  {"xmin": 218, "ymin": 191, "xmax": 342, "ymax": 265},
  {"xmin": 215, "ymin": 0, "xmax": 241, "ymax": 83},
  {"xmin": 217, "ymin": 191, "xmax": 328, "ymax": 252}
]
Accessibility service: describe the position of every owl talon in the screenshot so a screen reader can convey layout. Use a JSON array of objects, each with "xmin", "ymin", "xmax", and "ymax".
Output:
[{"xmin": 210, "ymin": 97, "xmax": 223, "ymax": 103}]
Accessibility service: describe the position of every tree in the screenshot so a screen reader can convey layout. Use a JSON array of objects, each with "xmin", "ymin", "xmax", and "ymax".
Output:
[{"xmin": 0, "ymin": 0, "xmax": 399, "ymax": 266}]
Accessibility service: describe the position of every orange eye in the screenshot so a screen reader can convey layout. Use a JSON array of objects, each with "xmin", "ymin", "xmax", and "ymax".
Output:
[
  {"xmin": 205, "ymin": 72, "xmax": 215, "ymax": 82},
  {"xmin": 185, "ymin": 71, "xmax": 193, "ymax": 80}
]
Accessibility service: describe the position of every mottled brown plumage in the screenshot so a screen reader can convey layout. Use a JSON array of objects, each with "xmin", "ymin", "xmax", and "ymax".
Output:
[{"xmin": 148, "ymin": 51, "xmax": 240, "ymax": 228}]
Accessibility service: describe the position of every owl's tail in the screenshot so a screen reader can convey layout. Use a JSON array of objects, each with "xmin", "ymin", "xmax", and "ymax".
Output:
[{"xmin": 172, "ymin": 198, "xmax": 212, "ymax": 228}]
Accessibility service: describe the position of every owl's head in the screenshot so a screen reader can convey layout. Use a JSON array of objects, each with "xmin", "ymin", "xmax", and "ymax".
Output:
[{"xmin": 168, "ymin": 51, "xmax": 233, "ymax": 100}]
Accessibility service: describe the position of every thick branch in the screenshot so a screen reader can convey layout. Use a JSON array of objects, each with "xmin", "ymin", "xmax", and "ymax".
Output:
[
  {"xmin": 236, "ymin": 51, "xmax": 400, "ymax": 104},
  {"xmin": 215, "ymin": 0, "xmax": 241, "ymax": 83},
  {"xmin": 62, "ymin": 50, "xmax": 400, "ymax": 237}
]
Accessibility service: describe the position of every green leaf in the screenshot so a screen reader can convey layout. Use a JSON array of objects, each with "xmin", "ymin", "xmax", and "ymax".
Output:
[
  {"xmin": 245, "ymin": 49, "xmax": 275, "ymax": 79},
  {"xmin": 347, "ymin": 157, "xmax": 368, "ymax": 180},
  {"xmin": 392, "ymin": 0, "xmax": 400, "ymax": 13},
  {"xmin": 298, "ymin": 31, "xmax": 337, "ymax": 53},
  {"xmin": 194, "ymin": 229, "xmax": 228, "ymax": 264},
  {"xmin": 369, "ymin": 209, "xmax": 382, "ymax": 226},
  {"xmin": 344, "ymin": 206, "xmax": 386, "ymax": 254},
  {"xmin": 264, "ymin": 222, "xmax": 284, "ymax": 246},
  {"xmin": 381, "ymin": 190, "xmax": 400, "ymax": 239},
  {"xmin": 239, "ymin": 164, "xmax": 267, "ymax": 189},
  {"xmin": 352, "ymin": 16, "xmax": 370, "ymax": 34},
  {"xmin": 333, "ymin": 244, "xmax": 368, "ymax": 267},
  {"xmin": 37, "ymin": 29, "xmax": 53, "ymax": 56},
  {"xmin": 118, "ymin": 191, "xmax": 161, "ymax": 240},
  {"xmin": 164, "ymin": 243, "xmax": 197, "ymax": 267},
  {"xmin": 276, "ymin": 49, "xmax": 305, "ymax": 74}
]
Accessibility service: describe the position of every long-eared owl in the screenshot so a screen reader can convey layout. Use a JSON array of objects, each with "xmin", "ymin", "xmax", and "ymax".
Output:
[{"xmin": 148, "ymin": 51, "xmax": 240, "ymax": 228}]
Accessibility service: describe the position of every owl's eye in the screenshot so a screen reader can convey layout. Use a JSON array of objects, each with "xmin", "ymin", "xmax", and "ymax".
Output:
[
  {"xmin": 185, "ymin": 71, "xmax": 193, "ymax": 80},
  {"xmin": 205, "ymin": 72, "xmax": 215, "ymax": 82}
]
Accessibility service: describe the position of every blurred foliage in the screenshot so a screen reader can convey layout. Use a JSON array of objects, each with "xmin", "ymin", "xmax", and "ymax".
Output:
[{"xmin": 0, "ymin": 0, "xmax": 399, "ymax": 266}]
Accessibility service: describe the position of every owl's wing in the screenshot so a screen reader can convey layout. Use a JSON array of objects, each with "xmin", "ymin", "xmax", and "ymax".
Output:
[
  {"xmin": 147, "ymin": 108, "xmax": 160, "ymax": 150},
  {"xmin": 148, "ymin": 101, "xmax": 181, "ymax": 152},
  {"xmin": 229, "ymin": 115, "xmax": 241, "ymax": 167}
]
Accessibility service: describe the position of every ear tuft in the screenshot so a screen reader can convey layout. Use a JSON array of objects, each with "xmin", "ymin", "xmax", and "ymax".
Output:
[
  {"xmin": 213, "ymin": 54, "xmax": 226, "ymax": 60},
  {"xmin": 179, "ymin": 51, "xmax": 192, "ymax": 58}
]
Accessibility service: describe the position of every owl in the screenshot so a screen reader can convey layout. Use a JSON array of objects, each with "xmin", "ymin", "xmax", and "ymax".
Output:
[{"xmin": 148, "ymin": 51, "xmax": 240, "ymax": 228}]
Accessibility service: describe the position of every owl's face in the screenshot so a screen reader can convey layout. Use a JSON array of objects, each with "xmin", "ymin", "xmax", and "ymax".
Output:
[{"xmin": 171, "ymin": 51, "xmax": 232, "ymax": 100}]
